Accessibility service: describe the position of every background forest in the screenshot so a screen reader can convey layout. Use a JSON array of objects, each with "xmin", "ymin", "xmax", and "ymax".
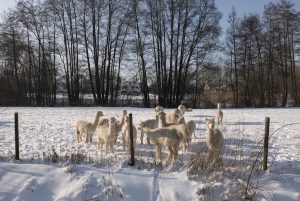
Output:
[{"xmin": 0, "ymin": 0, "xmax": 299, "ymax": 108}]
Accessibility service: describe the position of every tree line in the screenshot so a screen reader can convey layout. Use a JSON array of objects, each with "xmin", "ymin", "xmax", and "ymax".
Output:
[
  {"xmin": 225, "ymin": 0, "xmax": 300, "ymax": 107},
  {"xmin": 0, "ymin": 0, "xmax": 299, "ymax": 108}
]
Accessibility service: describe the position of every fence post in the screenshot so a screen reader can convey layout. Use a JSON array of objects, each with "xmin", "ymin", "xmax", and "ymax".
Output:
[
  {"xmin": 15, "ymin": 112, "xmax": 20, "ymax": 160},
  {"xmin": 128, "ymin": 113, "xmax": 135, "ymax": 166},
  {"xmin": 263, "ymin": 117, "xmax": 270, "ymax": 170}
]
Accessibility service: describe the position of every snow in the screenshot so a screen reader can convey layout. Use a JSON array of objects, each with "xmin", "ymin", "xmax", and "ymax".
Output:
[{"xmin": 0, "ymin": 107, "xmax": 300, "ymax": 200}]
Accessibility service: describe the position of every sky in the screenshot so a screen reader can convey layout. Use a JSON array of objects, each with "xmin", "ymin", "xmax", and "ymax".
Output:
[
  {"xmin": 0, "ymin": 0, "xmax": 299, "ymax": 38},
  {"xmin": 215, "ymin": 0, "xmax": 300, "ymax": 36}
]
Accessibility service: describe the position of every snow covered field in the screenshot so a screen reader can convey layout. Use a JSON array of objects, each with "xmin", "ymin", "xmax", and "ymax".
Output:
[{"xmin": 0, "ymin": 107, "xmax": 299, "ymax": 201}]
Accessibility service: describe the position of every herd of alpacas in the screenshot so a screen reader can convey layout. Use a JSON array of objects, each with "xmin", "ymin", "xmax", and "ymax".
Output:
[{"xmin": 75, "ymin": 104, "xmax": 224, "ymax": 165}]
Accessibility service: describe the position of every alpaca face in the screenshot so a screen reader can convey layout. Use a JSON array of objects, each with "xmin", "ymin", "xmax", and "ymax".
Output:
[
  {"xmin": 205, "ymin": 118, "xmax": 215, "ymax": 129},
  {"xmin": 97, "ymin": 111, "xmax": 104, "ymax": 117},
  {"xmin": 138, "ymin": 122, "xmax": 145, "ymax": 130},
  {"xmin": 122, "ymin": 110, "xmax": 128, "ymax": 116},
  {"xmin": 109, "ymin": 117, "xmax": 116, "ymax": 124}
]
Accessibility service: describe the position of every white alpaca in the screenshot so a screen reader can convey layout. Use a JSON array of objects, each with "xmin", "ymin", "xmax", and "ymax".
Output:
[
  {"xmin": 97, "ymin": 110, "xmax": 127, "ymax": 143},
  {"xmin": 177, "ymin": 116, "xmax": 197, "ymax": 139},
  {"xmin": 159, "ymin": 112, "xmax": 190, "ymax": 152},
  {"xmin": 76, "ymin": 111, "xmax": 103, "ymax": 143},
  {"xmin": 139, "ymin": 118, "xmax": 158, "ymax": 144},
  {"xmin": 205, "ymin": 118, "xmax": 224, "ymax": 164},
  {"xmin": 121, "ymin": 115, "xmax": 137, "ymax": 151},
  {"xmin": 138, "ymin": 122, "xmax": 181, "ymax": 163},
  {"xmin": 166, "ymin": 108, "xmax": 181, "ymax": 124},
  {"xmin": 216, "ymin": 103, "xmax": 223, "ymax": 125},
  {"xmin": 97, "ymin": 116, "xmax": 119, "ymax": 152}
]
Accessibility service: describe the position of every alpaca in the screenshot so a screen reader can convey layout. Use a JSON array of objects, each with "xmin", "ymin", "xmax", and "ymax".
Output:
[
  {"xmin": 178, "ymin": 116, "xmax": 197, "ymax": 140},
  {"xmin": 205, "ymin": 118, "xmax": 224, "ymax": 164},
  {"xmin": 159, "ymin": 112, "xmax": 190, "ymax": 152},
  {"xmin": 76, "ymin": 111, "xmax": 103, "ymax": 143},
  {"xmin": 216, "ymin": 103, "xmax": 223, "ymax": 125},
  {"xmin": 139, "ymin": 118, "xmax": 158, "ymax": 144},
  {"xmin": 138, "ymin": 122, "xmax": 181, "ymax": 164},
  {"xmin": 166, "ymin": 108, "xmax": 182, "ymax": 124},
  {"xmin": 121, "ymin": 115, "xmax": 137, "ymax": 151},
  {"xmin": 97, "ymin": 116, "xmax": 119, "ymax": 152},
  {"xmin": 97, "ymin": 110, "xmax": 127, "ymax": 143}
]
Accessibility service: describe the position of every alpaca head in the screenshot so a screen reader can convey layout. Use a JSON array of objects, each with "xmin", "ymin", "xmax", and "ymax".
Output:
[
  {"xmin": 96, "ymin": 111, "xmax": 104, "ymax": 117},
  {"xmin": 217, "ymin": 103, "xmax": 221, "ymax": 110},
  {"xmin": 174, "ymin": 108, "xmax": 182, "ymax": 118},
  {"xmin": 155, "ymin": 106, "xmax": 164, "ymax": 113},
  {"xmin": 138, "ymin": 121, "xmax": 145, "ymax": 130},
  {"xmin": 122, "ymin": 110, "xmax": 128, "ymax": 116},
  {"xmin": 158, "ymin": 111, "xmax": 166, "ymax": 122},
  {"xmin": 109, "ymin": 116, "xmax": 117, "ymax": 125},
  {"xmin": 205, "ymin": 118, "xmax": 215, "ymax": 129}
]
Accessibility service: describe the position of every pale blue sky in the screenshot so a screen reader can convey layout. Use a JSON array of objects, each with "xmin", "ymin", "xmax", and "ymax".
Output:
[
  {"xmin": 0, "ymin": 0, "xmax": 299, "ymax": 35},
  {"xmin": 215, "ymin": 0, "xmax": 300, "ymax": 36}
]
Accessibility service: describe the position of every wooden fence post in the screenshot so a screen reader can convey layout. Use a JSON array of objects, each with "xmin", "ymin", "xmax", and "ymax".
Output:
[
  {"xmin": 263, "ymin": 117, "xmax": 270, "ymax": 170},
  {"xmin": 15, "ymin": 112, "xmax": 20, "ymax": 160},
  {"xmin": 128, "ymin": 113, "xmax": 135, "ymax": 166}
]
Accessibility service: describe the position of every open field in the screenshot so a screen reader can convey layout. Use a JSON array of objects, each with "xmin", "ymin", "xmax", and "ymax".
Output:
[{"xmin": 0, "ymin": 107, "xmax": 299, "ymax": 201}]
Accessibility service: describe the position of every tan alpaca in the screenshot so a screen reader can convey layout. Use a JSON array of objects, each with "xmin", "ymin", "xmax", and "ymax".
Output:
[
  {"xmin": 205, "ymin": 118, "xmax": 224, "ymax": 164},
  {"xmin": 159, "ymin": 112, "xmax": 190, "ymax": 152},
  {"xmin": 177, "ymin": 116, "xmax": 196, "ymax": 139},
  {"xmin": 121, "ymin": 115, "xmax": 137, "ymax": 151},
  {"xmin": 166, "ymin": 108, "xmax": 181, "ymax": 124},
  {"xmin": 138, "ymin": 122, "xmax": 181, "ymax": 164},
  {"xmin": 76, "ymin": 111, "xmax": 103, "ymax": 143},
  {"xmin": 139, "ymin": 118, "xmax": 158, "ymax": 144},
  {"xmin": 97, "ymin": 117, "xmax": 119, "ymax": 152},
  {"xmin": 216, "ymin": 103, "xmax": 223, "ymax": 125}
]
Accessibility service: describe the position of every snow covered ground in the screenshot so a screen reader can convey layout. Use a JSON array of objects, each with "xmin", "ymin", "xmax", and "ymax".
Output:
[{"xmin": 0, "ymin": 107, "xmax": 299, "ymax": 201}]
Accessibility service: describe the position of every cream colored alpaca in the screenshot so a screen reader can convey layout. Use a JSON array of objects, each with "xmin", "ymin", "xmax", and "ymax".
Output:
[
  {"xmin": 166, "ymin": 108, "xmax": 181, "ymax": 124},
  {"xmin": 76, "ymin": 111, "xmax": 103, "ymax": 143},
  {"xmin": 216, "ymin": 103, "xmax": 223, "ymax": 125},
  {"xmin": 159, "ymin": 112, "xmax": 190, "ymax": 152},
  {"xmin": 205, "ymin": 118, "xmax": 224, "ymax": 164},
  {"xmin": 97, "ymin": 110, "xmax": 127, "ymax": 143},
  {"xmin": 138, "ymin": 122, "xmax": 181, "ymax": 164},
  {"xmin": 177, "ymin": 116, "xmax": 196, "ymax": 139},
  {"xmin": 97, "ymin": 117, "xmax": 119, "ymax": 152},
  {"xmin": 139, "ymin": 118, "xmax": 158, "ymax": 144},
  {"xmin": 121, "ymin": 115, "xmax": 137, "ymax": 151}
]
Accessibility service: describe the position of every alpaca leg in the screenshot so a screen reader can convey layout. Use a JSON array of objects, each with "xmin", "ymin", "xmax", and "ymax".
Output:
[
  {"xmin": 140, "ymin": 130, "xmax": 144, "ymax": 144},
  {"xmin": 172, "ymin": 145, "xmax": 178, "ymax": 161},
  {"xmin": 166, "ymin": 145, "xmax": 174, "ymax": 164},
  {"xmin": 156, "ymin": 144, "xmax": 162, "ymax": 163},
  {"xmin": 76, "ymin": 130, "xmax": 81, "ymax": 143},
  {"xmin": 86, "ymin": 133, "xmax": 89, "ymax": 143},
  {"xmin": 89, "ymin": 133, "xmax": 93, "ymax": 143}
]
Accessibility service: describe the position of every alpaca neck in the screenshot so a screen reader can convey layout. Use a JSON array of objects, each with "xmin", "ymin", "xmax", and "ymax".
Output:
[
  {"xmin": 207, "ymin": 128, "xmax": 214, "ymax": 144},
  {"xmin": 159, "ymin": 117, "xmax": 167, "ymax": 128},
  {"xmin": 93, "ymin": 114, "xmax": 101, "ymax": 128}
]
